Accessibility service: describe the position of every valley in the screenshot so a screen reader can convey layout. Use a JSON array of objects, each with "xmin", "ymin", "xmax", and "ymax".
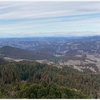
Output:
[{"xmin": 0, "ymin": 36, "xmax": 100, "ymax": 73}]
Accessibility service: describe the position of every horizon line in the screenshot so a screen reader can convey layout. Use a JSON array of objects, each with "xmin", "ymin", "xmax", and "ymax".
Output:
[{"xmin": 0, "ymin": 35, "xmax": 100, "ymax": 39}]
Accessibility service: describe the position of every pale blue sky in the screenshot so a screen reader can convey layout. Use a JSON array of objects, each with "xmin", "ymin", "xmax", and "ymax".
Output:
[{"xmin": 0, "ymin": 1, "xmax": 100, "ymax": 37}]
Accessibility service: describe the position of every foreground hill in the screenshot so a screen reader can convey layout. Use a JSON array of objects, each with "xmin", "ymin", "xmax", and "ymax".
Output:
[{"xmin": 0, "ymin": 60, "xmax": 100, "ymax": 98}]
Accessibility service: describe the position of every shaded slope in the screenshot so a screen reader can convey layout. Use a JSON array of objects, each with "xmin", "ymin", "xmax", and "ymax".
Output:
[{"xmin": 0, "ymin": 46, "xmax": 54, "ymax": 60}]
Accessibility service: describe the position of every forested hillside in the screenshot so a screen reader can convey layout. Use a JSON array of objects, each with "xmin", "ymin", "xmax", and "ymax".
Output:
[{"xmin": 0, "ymin": 59, "xmax": 100, "ymax": 98}]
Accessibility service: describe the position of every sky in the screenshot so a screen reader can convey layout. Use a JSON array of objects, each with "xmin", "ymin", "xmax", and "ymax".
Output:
[{"xmin": 0, "ymin": 1, "xmax": 100, "ymax": 37}]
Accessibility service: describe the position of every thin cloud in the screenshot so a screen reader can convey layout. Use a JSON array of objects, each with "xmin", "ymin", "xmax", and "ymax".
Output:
[{"xmin": 0, "ymin": 1, "xmax": 100, "ymax": 37}]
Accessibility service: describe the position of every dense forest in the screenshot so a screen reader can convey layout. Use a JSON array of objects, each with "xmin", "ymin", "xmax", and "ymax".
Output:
[{"xmin": 0, "ymin": 59, "xmax": 100, "ymax": 98}]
